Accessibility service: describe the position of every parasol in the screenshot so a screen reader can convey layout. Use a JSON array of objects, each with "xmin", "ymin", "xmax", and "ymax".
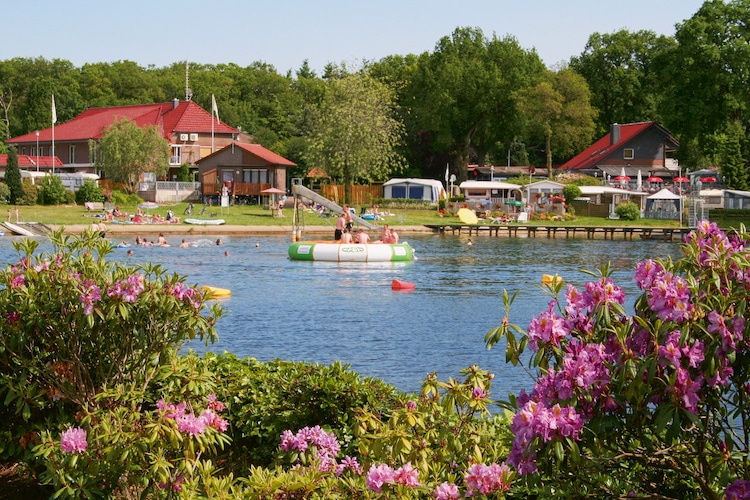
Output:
[
  {"xmin": 260, "ymin": 187, "xmax": 286, "ymax": 194},
  {"xmin": 700, "ymin": 176, "xmax": 717, "ymax": 183},
  {"xmin": 673, "ymin": 176, "xmax": 690, "ymax": 183},
  {"xmin": 457, "ymin": 208, "xmax": 478, "ymax": 224},
  {"xmin": 646, "ymin": 176, "xmax": 663, "ymax": 183},
  {"xmin": 614, "ymin": 175, "xmax": 631, "ymax": 181}
]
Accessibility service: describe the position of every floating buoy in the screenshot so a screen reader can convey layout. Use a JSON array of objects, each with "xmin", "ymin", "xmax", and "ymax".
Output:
[
  {"xmin": 202, "ymin": 285, "xmax": 231, "ymax": 298},
  {"xmin": 542, "ymin": 274, "xmax": 562, "ymax": 285},
  {"xmin": 392, "ymin": 279, "xmax": 416, "ymax": 291}
]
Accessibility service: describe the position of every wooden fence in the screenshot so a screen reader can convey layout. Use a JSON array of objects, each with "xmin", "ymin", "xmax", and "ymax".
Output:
[{"xmin": 320, "ymin": 184, "xmax": 383, "ymax": 205}]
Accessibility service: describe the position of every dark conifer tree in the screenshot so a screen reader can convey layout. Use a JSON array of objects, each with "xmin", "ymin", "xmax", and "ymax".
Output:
[{"xmin": 5, "ymin": 146, "xmax": 24, "ymax": 204}]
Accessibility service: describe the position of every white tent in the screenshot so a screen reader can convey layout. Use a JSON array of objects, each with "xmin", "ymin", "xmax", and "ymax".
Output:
[
  {"xmin": 383, "ymin": 178, "xmax": 446, "ymax": 204},
  {"xmin": 646, "ymin": 188, "xmax": 681, "ymax": 213}
]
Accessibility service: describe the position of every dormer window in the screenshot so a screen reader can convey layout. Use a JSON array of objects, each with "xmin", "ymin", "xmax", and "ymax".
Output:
[{"xmin": 623, "ymin": 148, "xmax": 634, "ymax": 160}]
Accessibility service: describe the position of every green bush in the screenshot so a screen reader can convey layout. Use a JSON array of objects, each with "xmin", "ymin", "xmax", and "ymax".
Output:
[
  {"xmin": 37, "ymin": 175, "xmax": 68, "ymax": 205},
  {"xmin": 111, "ymin": 190, "xmax": 143, "ymax": 206},
  {"xmin": 0, "ymin": 231, "xmax": 221, "ymax": 465},
  {"xmin": 614, "ymin": 200, "xmax": 640, "ymax": 220},
  {"xmin": 0, "ymin": 182, "xmax": 10, "ymax": 203},
  {"xmin": 18, "ymin": 179, "xmax": 38, "ymax": 205},
  {"xmin": 75, "ymin": 180, "xmax": 104, "ymax": 204}
]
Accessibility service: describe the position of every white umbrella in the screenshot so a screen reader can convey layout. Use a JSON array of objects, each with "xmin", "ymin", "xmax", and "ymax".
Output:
[{"xmin": 637, "ymin": 170, "xmax": 642, "ymax": 191}]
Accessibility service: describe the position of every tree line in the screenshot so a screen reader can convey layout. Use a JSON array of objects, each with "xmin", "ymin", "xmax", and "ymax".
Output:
[{"xmin": 1, "ymin": 0, "xmax": 748, "ymax": 189}]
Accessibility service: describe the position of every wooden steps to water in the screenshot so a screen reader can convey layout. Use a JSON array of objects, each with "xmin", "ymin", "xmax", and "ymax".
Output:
[{"xmin": 423, "ymin": 224, "xmax": 691, "ymax": 241}]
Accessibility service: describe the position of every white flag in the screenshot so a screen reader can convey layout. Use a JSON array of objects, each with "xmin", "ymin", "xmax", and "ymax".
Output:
[
  {"xmin": 445, "ymin": 163, "xmax": 449, "ymax": 184},
  {"xmin": 52, "ymin": 95, "xmax": 57, "ymax": 124},
  {"xmin": 211, "ymin": 94, "xmax": 219, "ymax": 122}
]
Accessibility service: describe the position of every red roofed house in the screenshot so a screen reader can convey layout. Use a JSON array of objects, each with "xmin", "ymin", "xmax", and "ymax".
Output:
[
  {"xmin": 196, "ymin": 142, "xmax": 296, "ymax": 204},
  {"xmin": 6, "ymin": 99, "xmax": 248, "ymax": 177},
  {"xmin": 0, "ymin": 154, "xmax": 64, "ymax": 172},
  {"xmin": 559, "ymin": 122, "xmax": 680, "ymax": 183}
]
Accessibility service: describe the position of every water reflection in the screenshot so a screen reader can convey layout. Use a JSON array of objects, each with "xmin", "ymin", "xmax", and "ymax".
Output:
[{"xmin": 0, "ymin": 233, "xmax": 684, "ymax": 398}]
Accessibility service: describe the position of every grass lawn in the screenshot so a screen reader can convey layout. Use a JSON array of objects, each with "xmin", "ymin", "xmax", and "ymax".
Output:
[{"xmin": 9, "ymin": 203, "xmax": 747, "ymax": 229}]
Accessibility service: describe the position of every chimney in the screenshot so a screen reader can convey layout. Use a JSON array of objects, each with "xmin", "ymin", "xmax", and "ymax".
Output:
[
  {"xmin": 172, "ymin": 98, "xmax": 179, "ymax": 109},
  {"xmin": 610, "ymin": 123, "xmax": 620, "ymax": 145}
]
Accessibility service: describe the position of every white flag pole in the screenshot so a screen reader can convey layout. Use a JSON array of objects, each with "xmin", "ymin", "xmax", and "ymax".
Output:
[{"xmin": 51, "ymin": 94, "xmax": 56, "ymax": 174}]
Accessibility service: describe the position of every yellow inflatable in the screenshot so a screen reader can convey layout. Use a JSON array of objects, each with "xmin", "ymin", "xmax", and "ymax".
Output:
[{"xmin": 202, "ymin": 285, "xmax": 231, "ymax": 298}]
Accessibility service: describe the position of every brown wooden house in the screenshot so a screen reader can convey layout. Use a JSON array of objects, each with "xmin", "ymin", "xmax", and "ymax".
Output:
[{"xmin": 196, "ymin": 142, "xmax": 296, "ymax": 204}]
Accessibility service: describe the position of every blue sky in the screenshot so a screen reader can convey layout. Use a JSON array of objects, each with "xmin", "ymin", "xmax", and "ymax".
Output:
[{"xmin": 4, "ymin": 0, "xmax": 705, "ymax": 74}]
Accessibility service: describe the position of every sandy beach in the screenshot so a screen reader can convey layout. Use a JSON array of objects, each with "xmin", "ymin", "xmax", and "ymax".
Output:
[{"xmin": 51, "ymin": 224, "xmax": 433, "ymax": 237}]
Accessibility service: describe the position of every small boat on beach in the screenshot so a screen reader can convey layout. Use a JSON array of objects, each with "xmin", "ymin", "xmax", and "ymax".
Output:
[
  {"xmin": 288, "ymin": 241, "xmax": 414, "ymax": 262},
  {"xmin": 184, "ymin": 218, "xmax": 226, "ymax": 225}
]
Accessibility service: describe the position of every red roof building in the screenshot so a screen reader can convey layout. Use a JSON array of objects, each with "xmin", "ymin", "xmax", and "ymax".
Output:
[
  {"xmin": 6, "ymin": 99, "xmax": 247, "ymax": 175},
  {"xmin": 0, "ymin": 154, "xmax": 64, "ymax": 170},
  {"xmin": 558, "ymin": 122, "xmax": 680, "ymax": 180},
  {"xmin": 196, "ymin": 142, "xmax": 296, "ymax": 201}
]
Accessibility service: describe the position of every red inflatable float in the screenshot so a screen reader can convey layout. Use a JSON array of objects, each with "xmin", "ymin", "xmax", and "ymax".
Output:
[{"xmin": 391, "ymin": 279, "xmax": 416, "ymax": 291}]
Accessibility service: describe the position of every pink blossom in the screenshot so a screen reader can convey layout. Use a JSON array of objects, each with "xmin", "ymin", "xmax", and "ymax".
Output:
[
  {"xmin": 464, "ymin": 462, "xmax": 511, "ymax": 495},
  {"xmin": 11, "ymin": 273, "xmax": 24, "ymax": 288},
  {"xmin": 207, "ymin": 393, "xmax": 225, "ymax": 412},
  {"xmin": 527, "ymin": 301, "xmax": 569, "ymax": 351},
  {"xmin": 406, "ymin": 400, "xmax": 417, "ymax": 411},
  {"xmin": 634, "ymin": 259, "xmax": 664, "ymax": 290},
  {"xmin": 472, "ymin": 387, "xmax": 486, "ymax": 400},
  {"xmin": 60, "ymin": 427, "xmax": 88, "ymax": 454},
  {"xmin": 176, "ymin": 413, "xmax": 207, "ymax": 436},
  {"xmin": 366, "ymin": 463, "xmax": 395, "ymax": 492},
  {"xmin": 78, "ymin": 279, "xmax": 101, "ymax": 315},
  {"xmin": 726, "ymin": 479, "xmax": 750, "ymax": 500},
  {"xmin": 394, "ymin": 462, "xmax": 420, "ymax": 487},
  {"xmin": 107, "ymin": 274, "xmax": 144, "ymax": 302},
  {"xmin": 335, "ymin": 455, "xmax": 363, "ymax": 476},
  {"xmin": 435, "ymin": 481, "xmax": 460, "ymax": 499}
]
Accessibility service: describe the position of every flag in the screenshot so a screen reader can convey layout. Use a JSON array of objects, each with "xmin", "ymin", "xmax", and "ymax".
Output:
[
  {"xmin": 52, "ymin": 95, "xmax": 57, "ymax": 124},
  {"xmin": 211, "ymin": 94, "xmax": 219, "ymax": 122},
  {"xmin": 445, "ymin": 163, "xmax": 449, "ymax": 184}
]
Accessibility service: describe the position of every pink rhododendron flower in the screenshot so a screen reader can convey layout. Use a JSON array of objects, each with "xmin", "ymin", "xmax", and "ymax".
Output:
[
  {"xmin": 78, "ymin": 279, "xmax": 101, "ymax": 315},
  {"xmin": 394, "ymin": 462, "xmax": 420, "ymax": 487},
  {"xmin": 335, "ymin": 455, "xmax": 363, "ymax": 476},
  {"xmin": 527, "ymin": 301, "xmax": 569, "ymax": 351},
  {"xmin": 464, "ymin": 462, "xmax": 511, "ymax": 495},
  {"xmin": 366, "ymin": 463, "xmax": 396, "ymax": 492},
  {"xmin": 60, "ymin": 427, "xmax": 87, "ymax": 454},
  {"xmin": 435, "ymin": 481, "xmax": 460, "ymax": 499},
  {"xmin": 726, "ymin": 479, "xmax": 750, "ymax": 500},
  {"xmin": 176, "ymin": 413, "xmax": 207, "ymax": 436}
]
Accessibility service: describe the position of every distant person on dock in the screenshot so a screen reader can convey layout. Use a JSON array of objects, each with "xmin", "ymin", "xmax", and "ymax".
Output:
[
  {"xmin": 340, "ymin": 228, "xmax": 353, "ymax": 243},
  {"xmin": 355, "ymin": 228, "xmax": 370, "ymax": 244},
  {"xmin": 334, "ymin": 213, "xmax": 345, "ymax": 241}
]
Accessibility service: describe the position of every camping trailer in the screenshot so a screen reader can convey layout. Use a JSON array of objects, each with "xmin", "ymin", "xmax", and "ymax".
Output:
[{"xmin": 383, "ymin": 178, "xmax": 446, "ymax": 204}]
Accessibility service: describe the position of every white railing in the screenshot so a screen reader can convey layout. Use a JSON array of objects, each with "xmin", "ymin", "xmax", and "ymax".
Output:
[
  {"xmin": 156, "ymin": 181, "xmax": 201, "ymax": 191},
  {"xmin": 169, "ymin": 156, "xmax": 181, "ymax": 165}
]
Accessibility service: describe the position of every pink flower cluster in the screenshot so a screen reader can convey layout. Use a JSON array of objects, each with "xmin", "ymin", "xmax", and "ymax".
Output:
[
  {"xmin": 564, "ymin": 278, "xmax": 625, "ymax": 334},
  {"xmin": 527, "ymin": 301, "xmax": 568, "ymax": 351},
  {"xmin": 77, "ymin": 279, "xmax": 101, "ymax": 315},
  {"xmin": 279, "ymin": 425, "xmax": 342, "ymax": 472},
  {"xmin": 157, "ymin": 394, "xmax": 228, "ymax": 436},
  {"xmin": 525, "ymin": 340, "xmax": 613, "ymax": 419},
  {"xmin": 164, "ymin": 282, "xmax": 202, "ymax": 309},
  {"xmin": 464, "ymin": 462, "xmax": 512, "ymax": 496},
  {"xmin": 60, "ymin": 426, "xmax": 88, "ymax": 454},
  {"xmin": 508, "ymin": 400, "xmax": 583, "ymax": 475},
  {"xmin": 107, "ymin": 274, "xmax": 145, "ymax": 303},
  {"xmin": 365, "ymin": 462, "xmax": 420, "ymax": 493},
  {"xmin": 726, "ymin": 479, "xmax": 750, "ymax": 500}
]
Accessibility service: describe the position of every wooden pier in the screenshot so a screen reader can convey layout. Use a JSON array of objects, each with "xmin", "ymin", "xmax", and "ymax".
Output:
[{"xmin": 423, "ymin": 223, "xmax": 691, "ymax": 241}]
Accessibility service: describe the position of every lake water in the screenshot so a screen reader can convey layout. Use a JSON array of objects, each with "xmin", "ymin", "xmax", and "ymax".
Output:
[{"xmin": 0, "ymin": 232, "xmax": 685, "ymax": 399}]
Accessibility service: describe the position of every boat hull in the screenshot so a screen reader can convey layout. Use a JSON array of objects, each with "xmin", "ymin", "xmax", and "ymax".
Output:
[
  {"xmin": 184, "ymin": 218, "xmax": 226, "ymax": 225},
  {"xmin": 288, "ymin": 241, "xmax": 414, "ymax": 262}
]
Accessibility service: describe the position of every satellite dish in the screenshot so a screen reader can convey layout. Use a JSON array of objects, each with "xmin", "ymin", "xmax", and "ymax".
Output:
[{"xmin": 186, "ymin": 88, "xmax": 193, "ymax": 101}]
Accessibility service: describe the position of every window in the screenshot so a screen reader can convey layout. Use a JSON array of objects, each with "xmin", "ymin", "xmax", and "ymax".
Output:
[
  {"xmin": 69, "ymin": 145, "xmax": 76, "ymax": 164},
  {"xmin": 39, "ymin": 147, "xmax": 44, "ymax": 156},
  {"xmin": 170, "ymin": 146, "xmax": 182, "ymax": 165},
  {"xmin": 21, "ymin": 147, "xmax": 26, "ymax": 155},
  {"xmin": 623, "ymin": 148, "xmax": 634, "ymax": 160},
  {"xmin": 30, "ymin": 147, "xmax": 36, "ymax": 156}
]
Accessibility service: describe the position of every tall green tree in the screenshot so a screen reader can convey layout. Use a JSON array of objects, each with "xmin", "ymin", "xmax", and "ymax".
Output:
[
  {"xmin": 96, "ymin": 118, "xmax": 170, "ymax": 194},
  {"xmin": 409, "ymin": 27, "xmax": 545, "ymax": 180},
  {"xmin": 5, "ymin": 146, "xmax": 23, "ymax": 204},
  {"xmin": 306, "ymin": 73, "xmax": 406, "ymax": 203},
  {"xmin": 720, "ymin": 120, "xmax": 749, "ymax": 190},
  {"xmin": 515, "ymin": 69, "xmax": 597, "ymax": 175},
  {"xmin": 570, "ymin": 29, "xmax": 674, "ymax": 134},
  {"xmin": 659, "ymin": 0, "xmax": 750, "ymax": 167}
]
